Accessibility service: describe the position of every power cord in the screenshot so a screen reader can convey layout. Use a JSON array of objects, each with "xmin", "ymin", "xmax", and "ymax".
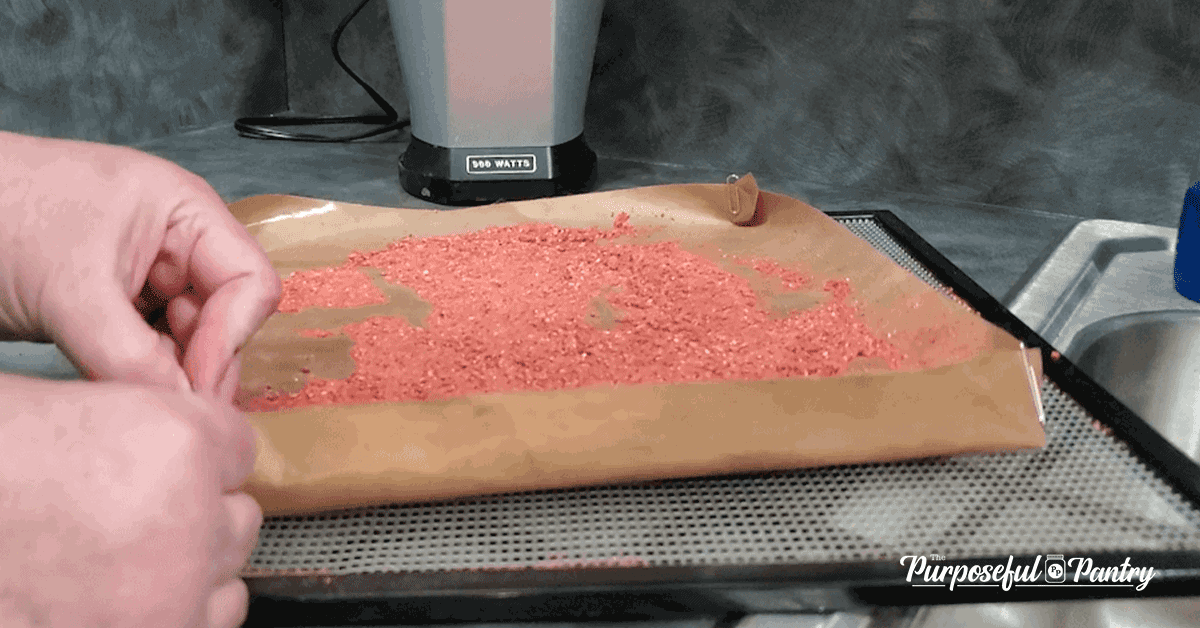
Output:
[{"xmin": 235, "ymin": 0, "xmax": 410, "ymax": 142}]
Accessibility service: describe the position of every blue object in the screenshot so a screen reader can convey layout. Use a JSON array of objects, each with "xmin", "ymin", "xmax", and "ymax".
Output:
[{"xmin": 1176, "ymin": 182, "xmax": 1200, "ymax": 303}]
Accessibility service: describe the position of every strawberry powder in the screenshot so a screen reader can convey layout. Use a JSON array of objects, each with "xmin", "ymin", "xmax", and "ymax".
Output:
[
  {"xmin": 247, "ymin": 214, "xmax": 908, "ymax": 410},
  {"xmin": 278, "ymin": 266, "xmax": 387, "ymax": 313}
]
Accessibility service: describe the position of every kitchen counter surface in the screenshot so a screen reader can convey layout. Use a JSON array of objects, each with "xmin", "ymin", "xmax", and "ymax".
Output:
[{"xmin": 135, "ymin": 122, "xmax": 1091, "ymax": 308}]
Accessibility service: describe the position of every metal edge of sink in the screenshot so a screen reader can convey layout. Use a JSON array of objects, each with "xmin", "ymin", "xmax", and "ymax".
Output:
[
  {"xmin": 1064, "ymin": 310, "xmax": 1200, "ymax": 464},
  {"xmin": 1005, "ymin": 220, "xmax": 1187, "ymax": 346},
  {"xmin": 1003, "ymin": 219, "xmax": 1200, "ymax": 486},
  {"xmin": 1063, "ymin": 309, "xmax": 1200, "ymax": 358}
]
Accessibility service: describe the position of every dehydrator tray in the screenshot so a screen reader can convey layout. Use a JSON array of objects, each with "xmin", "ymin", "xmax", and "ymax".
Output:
[{"xmin": 242, "ymin": 211, "xmax": 1200, "ymax": 626}]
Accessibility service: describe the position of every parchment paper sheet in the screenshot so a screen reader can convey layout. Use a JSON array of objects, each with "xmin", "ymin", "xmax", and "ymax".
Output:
[{"xmin": 230, "ymin": 176, "xmax": 1045, "ymax": 516}]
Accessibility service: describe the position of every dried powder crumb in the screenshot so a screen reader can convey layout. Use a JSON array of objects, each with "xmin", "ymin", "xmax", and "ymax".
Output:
[
  {"xmin": 277, "ymin": 266, "xmax": 387, "ymax": 313},
  {"xmin": 246, "ymin": 213, "xmax": 907, "ymax": 410},
  {"xmin": 296, "ymin": 328, "xmax": 336, "ymax": 339}
]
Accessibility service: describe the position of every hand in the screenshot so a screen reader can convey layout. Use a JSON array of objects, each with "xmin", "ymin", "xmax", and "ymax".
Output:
[
  {"xmin": 0, "ymin": 131, "xmax": 282, "ymax": 399},
  {"xmin": 0, "ymin": 374, "xmax": 261, "ymax": 628}
]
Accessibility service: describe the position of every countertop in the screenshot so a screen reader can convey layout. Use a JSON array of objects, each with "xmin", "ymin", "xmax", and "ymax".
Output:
[{"xmin": 134, "ymin": 123, "xmax": 1092, "ymax": 307}]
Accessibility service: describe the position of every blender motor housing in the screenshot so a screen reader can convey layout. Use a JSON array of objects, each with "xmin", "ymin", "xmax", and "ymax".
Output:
[{"xmin": 389, "ymin": 0, "xmax": 605, "ymax": 206}]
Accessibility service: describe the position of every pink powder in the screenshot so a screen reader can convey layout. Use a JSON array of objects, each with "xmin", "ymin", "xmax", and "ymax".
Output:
[
  {"xmin": 296, "ymin": 328, "xmax": 336, "ymax": 338},
  {"xmin": 277, "ymin": 266, "xmax": 387, "ymax": 313},
  {"xmin": 246, "ymin": 214, "xmax": 907, "ymax": 410}
]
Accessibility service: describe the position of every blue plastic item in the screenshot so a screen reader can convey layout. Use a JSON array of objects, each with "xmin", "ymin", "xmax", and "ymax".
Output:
[{"xmin": 1175, "ymin": 182, "xmax": 1200, "ymax": 303}]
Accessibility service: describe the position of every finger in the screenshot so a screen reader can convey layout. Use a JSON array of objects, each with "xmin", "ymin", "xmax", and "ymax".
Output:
[
  {"xmin": 225, "ymin": 407, "xmax": 258, "ymax": 491},
  {"xmin": 206, "ymin": 403, "xmax": 258, "ymax": 492},
  {"xmin": 166, "ymin": 389, "xmax": 258, "ymax": 490},
  {"xmin": 166, "ymin": 204, "xmax": 280, "ymax": 396},
  {"xmin": 167, "ymin": 290, "xmax": 204, "ymax": 353},
  {"xmin": 50, "ymin": 284, "xmax": 190, "ymax": 391},
  {"xmin": 215, "ymin": 492, "xmax": 263, "ymax": 580},
  {"xmin": 215, "ymin": 351, "xmax": 244, "ymax": 406},
  {"xmin": 184, "ymin": 270, "xmax": 280, "ymax": 396},
  {"xmin": 148, "ymin": 252, "xmax": 190, "ymax": 298},
  {"xmin": 206, "ymin": 579, "xmax": 250, "ymax": 628}
]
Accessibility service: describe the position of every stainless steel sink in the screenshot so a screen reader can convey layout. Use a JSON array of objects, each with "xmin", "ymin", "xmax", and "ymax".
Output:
[{"xmin": 1067, "ymin": 310, "xmax": 1200, "ymax": 463}]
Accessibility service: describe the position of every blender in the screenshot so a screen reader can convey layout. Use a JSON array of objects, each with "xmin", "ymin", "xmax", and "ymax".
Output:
[{"xmin": 387, "ymin": 0, "xmax": 606, "ymax": 206}]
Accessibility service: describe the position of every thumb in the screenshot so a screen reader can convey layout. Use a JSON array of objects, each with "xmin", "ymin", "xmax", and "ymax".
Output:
[{"xmin": 49, "ymin": 283, "xmax": 191, "ymax": 390}]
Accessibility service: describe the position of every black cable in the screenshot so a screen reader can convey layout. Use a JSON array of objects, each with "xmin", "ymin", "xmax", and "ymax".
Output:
[{"xmin": 235, "ymin": 0, "xmax": 409, "ymax": 142}]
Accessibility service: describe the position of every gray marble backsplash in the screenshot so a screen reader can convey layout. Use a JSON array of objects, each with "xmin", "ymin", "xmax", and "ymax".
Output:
[
  {"xmin": 0, "ymin": 0, "xmax": 285, "ymax": 143},
  {"xmin": 4, "ymin": 0, "xmax": 1200, "ymax": 226}
]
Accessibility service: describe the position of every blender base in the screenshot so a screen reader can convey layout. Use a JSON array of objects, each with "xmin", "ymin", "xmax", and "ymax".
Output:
[{"xmin": 399, "ymin": 136, "xmax": 598, "ymax": 206}]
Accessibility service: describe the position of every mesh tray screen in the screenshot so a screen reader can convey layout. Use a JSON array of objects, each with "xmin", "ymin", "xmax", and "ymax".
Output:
[{"xmin": 246, "ymin": 216, "xmax": 1200, "ymax": 575}]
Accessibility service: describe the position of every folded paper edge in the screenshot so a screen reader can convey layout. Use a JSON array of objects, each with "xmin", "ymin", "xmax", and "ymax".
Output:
[{"xmin": 245, "ymin": 346, "xmax": 1046, "ymax": 516}]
